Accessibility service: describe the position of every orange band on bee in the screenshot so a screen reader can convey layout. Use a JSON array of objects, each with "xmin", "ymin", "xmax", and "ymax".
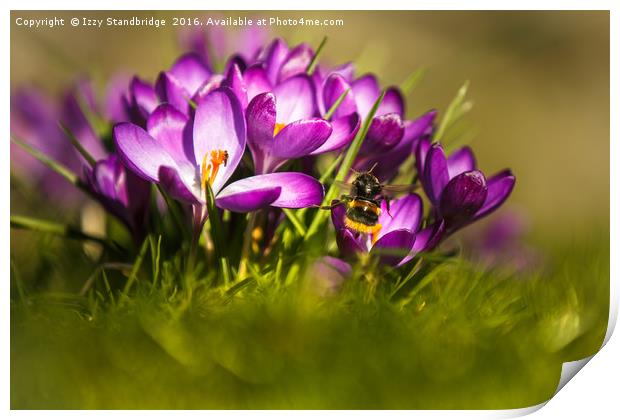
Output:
[
  {"xmin": 344, "ymin": 217, "xmax": 382, "ymax": 235},
  {"xmin": 348, "ymin": 199, "xmax": 381, "ymax": 216}
]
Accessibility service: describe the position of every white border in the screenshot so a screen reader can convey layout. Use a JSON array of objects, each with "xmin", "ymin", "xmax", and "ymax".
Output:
[{"xmin": 3, "ymin": 1, "xmax": 616, "ymax": 418}]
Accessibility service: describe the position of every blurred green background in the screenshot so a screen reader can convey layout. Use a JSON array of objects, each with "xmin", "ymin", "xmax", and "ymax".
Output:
[{"xmin": 11, "ymin": 10, "xmax": 610, "ymax": 238}]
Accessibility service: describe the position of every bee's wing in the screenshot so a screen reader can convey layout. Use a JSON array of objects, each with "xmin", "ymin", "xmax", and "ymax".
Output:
[
  {"xmin": 381, "ymin": 183, "xmax": 419, "ymax": 196},
  {"xmin": 333, "ymin": 180, "xmax": 353, "ymax": 192}
]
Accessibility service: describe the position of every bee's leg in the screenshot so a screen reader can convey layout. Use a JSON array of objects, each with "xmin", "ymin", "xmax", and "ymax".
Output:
[{"xmin": 383, "ymin": 195, "xmax": 393, "ymax": 218}]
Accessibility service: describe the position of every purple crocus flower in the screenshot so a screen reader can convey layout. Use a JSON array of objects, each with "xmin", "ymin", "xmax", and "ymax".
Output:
[
  {"xmin": 354, "ymin": 110, "xmax": 436, "ymax": 182},
  {"xmin": 83, "ymin": 154, "xmax": 151, "ymax": 241},
  {"xmin": 323, "ymin": 72, "xmax": 405, "ymax": 156},
  {"xmin": 416, "ymin": 140, "xmax": 516, "ymax": 233},
  {"xmin": 178, "ymin": 22, "xmax": 268, "ymax": 71},
  {"xmin": 114, "ymin": 87, "xmax": 324, "ymax": 223},
  {"xmin": 331, "ymin": 194, "xmax": 441, "ymax": 266},
  {"xmin": 245, "ymin": 74, "xmax": 359, "ymax": 174},
  {"xmin": 11, "ymin": 81, "xmax": 107, "ymax": 205}
]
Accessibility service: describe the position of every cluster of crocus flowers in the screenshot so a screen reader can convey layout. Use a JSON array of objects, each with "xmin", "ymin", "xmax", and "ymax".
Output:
[{"xmin": 10, "ymin": 34, "xmax": 516, "ymax": 278}]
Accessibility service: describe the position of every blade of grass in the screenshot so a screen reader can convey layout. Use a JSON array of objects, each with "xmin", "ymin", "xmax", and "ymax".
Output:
[
  {"xmin": 11, "ymin": 137, "xmax": 80, "ymax": 186},
  {"xmin": 121, "ymin": 236, "xmax": 150, "ymax": 299},
  {"xmin": 434, "ymin": 80, "xmax": 470, "ymax": 143},
  {"xmin": 323, "ymin": 89, "xmax": 350, "ymax": 120},
  {"xmin": 205, "ymin": 183, "xmax": 231, "ymax": 285},
  {"xmin": 306, "ymin": 36, "xmax": 328, "ymax": 75},
  {"xmin": 400, "ymin": 67, "xmax": 426, "ymax": 96},
  {"xmin": 11, "ymin": 214, "xmax": 117, "ymax": 250},
  {"xmin": 304, "ymin": 90, "xmax": 386, "ymax": 240},
  {"xmin": 282, "ymin": 209, "xmax": 307, "ymax": 237},
  {"xmin": 58, "ymin": 122, "xmax": 96, "ymax": 167}
]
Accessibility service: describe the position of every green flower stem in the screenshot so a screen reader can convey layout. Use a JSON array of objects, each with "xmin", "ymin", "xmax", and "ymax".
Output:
[
  {"xmin": 205, "ymin": 183, "xmax": 231, "ymax": 286},
  {"xmin": 120, "ymin": 236, "xmax": 150, "ymax": 300},
  {"xmin": 58, "ymin": 122, "xmax": 96, "ymax": 167},
  {"xmin": 306, "ymin": 36, "xmax": 328, "ymax": 75},
  {"xmin": 434, "ymin": 80, "xmax": 470, "ymax": 143},
  {"xmin": 282, "ymin": 209, "xmax": 306, "ymax": 237},
  {"xmin": 11, "ymin": 137, "xmax": 80, "ymax": 187},
  {"xmin": 304, "ymin": 90, "xmax": 386, "ymax": 241},
  {"xmin": 238, "ymin": 211, "xmax": 259, "ymax": 280},
  {"xmin": 323, "ymin": 89, "xmax": 351, "ymax": 121},
  {"xmin": 10, "ymin": 214, "xmax": 117, "ymax": 250}
]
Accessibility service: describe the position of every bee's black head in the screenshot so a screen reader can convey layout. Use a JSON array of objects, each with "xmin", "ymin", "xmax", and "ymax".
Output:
[{"xmin": 352, "ymin": 172, "xmax": 382, "ymax": 199}]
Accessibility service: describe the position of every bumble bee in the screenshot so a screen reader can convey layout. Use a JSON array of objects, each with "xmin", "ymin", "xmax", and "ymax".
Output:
[{"xmin": 323, "ymin": 164, "xmax": 416, "ymax": 241}]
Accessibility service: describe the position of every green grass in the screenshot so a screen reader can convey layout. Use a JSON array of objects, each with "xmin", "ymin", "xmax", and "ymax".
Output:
[{"xmin": 10, "ymin": 223, "xmax": 609, "ymax": 409}]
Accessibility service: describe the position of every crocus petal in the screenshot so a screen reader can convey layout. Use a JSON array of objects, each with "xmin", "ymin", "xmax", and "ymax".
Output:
[
  {"xmin": 158, "ymin": 166, "xmax": 201, "ymax": 204},
  {"xmin": 279, "ymin": 43, "xmax": 314, "ymax": 82},
  {"xmin": 330, "ymin": 62, "xmax": 355, "ymax": 81},
  {"xmin": 378, "ymin": 194, "xmax": 423, "ymax": 237},
  {"xmin": 323, "ymin": 74, "xmax": 357, "ymax": 119},
  {"xmin": 309, "ymin": 113, "xmax": 360, "ymax": 155},
  {"xmin": 439, "ymin": 170, "xmax": 488, "ymax": 227},
  {"xmin": 475, "ymin": 170, "xmax": 516, "ymax": 220},
  {"xmin": 194, "ymin": 74, "xmax": 224, "ymax": 105},
  {"xmin": 360, "ymin": 113, "xmax": 404, "ymax": 155},
  {"xmin": 229, "ymin": 172, "xmax": 325, "ymax": 208},
  {"xmin": 273, "ymin": 75, "xmax": 317, "ymax": 123},
  {"xmin": 405, "ymin": 110, "xmax": 437, "ymax": 143},
  {"xmin": 246, "ymin": 93, "xmax": 276, "ymax": 172},
  {"xmin": 311, "ymin": 256, "xmax": 352, "ymax": 294},
  {"xmin": 222, "ymin": 63, "xmax": 248, "ymax": 109},
  {"xmin": 272, "ymin": 119, "xmax": 332, "ymax": 159},
  {"xmin": 130, "ymin": 77, "xmax": 158, "ymax": 118},
  {"xmin": 377, "ymin": 87, "xmax": 405, "ymax": 116},
  {"xmin": 447, "ymin": 146, "xmax": 476, "ymax": 179},
  {"xmin": 216, "ymin": 186, "xmax": 282, "ymax": 212},
  {"xmin": 114, "ymin": 123, "xmax": 178, "ymax": 183},
  {"xmin": 156, "ymin": 72, "xmax": 192, "ymax": 116},
  {"xmin": 147, "ymin": 104, "xmax": 193, "ymax": 165},
  {"xmin": 261, "ymin": 38, "xmax": 289, "ymax": 86},
  {"xmin": 371, "ymin": 229, "xmax": 416, "ymax": 266},
  {"xmin": 193, "ymin": 88, "xmax": 246, "ymax": 194},
  {"xmin": 105, "ymin": 74, "xmax": 130, "ymax": 122},
  {"xmin": 331, "ymin": 200, "xmax": 347, "ymax": 231},
  {"xmin": 244, "ymin": 64, "xmax": 272, "ymax": 103},
  {"xmin": 351, "ymin": 74, "xmax": 381, "ymax": 119},
  {"xmin": 168, "ymin": 53, "xmax": 211, "ymax": 96},
  {"xmin": 336, "ymin": 228, "xmax": 368, "ymax": 258},
  {"xmin": 398, "ymin": 220, "xmax": 446, "ymax": 266},
  {"xmin": 415, "ymin": 137, "xmax": 432, "ymax": 177},
  {"xmin": 423, "ymin": 143, "xmax": 450, "ymax": 205}
]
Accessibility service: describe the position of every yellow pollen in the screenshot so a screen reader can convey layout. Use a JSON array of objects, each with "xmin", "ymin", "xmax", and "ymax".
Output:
[
  {"xmin": 201, "ymin": 149, "xmax": 229, "ymax": 192},
  {"xmin": 273, "ymin": 122, "xmax": 286, "ymax": 137}
]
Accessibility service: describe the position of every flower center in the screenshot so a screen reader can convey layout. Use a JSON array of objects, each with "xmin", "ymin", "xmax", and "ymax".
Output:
[
  {"xmin": 273, "ymin": 122, "xmax": 286, "ymax": 137},
  {"xmin": 201, "ymin": 149, "xmax": 228, "ymax": 192}
]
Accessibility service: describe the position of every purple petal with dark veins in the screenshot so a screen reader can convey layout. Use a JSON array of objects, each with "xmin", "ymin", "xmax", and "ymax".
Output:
[
  {"xmin": 168, "ymin": 53, "xmax": 211, "ymax": 96},
  {"xmin": 114, "ymin": 122, "xmax": 179, "ymax": 183},
  {"xmin": 159, "ymin": 166, "xmax": 201, "ymax": 204},
  {"xmin": 130, "ymin": 77, "xmax": 159, "ymax": 118},
  {"xmin": 360, "ymin": 113, "xmax": 404, "ymax": 155},
  {"xmin": 273, "ymin": 75, "xmax": 317, "ymax": 123},
  {"xmin": 156, "ymin": 72, "xmax": 192, "ymax": 116},
  {"xmin": 222, "ymin": 62, "xmax": 248, "ymax": 109},
  {"xmin": 447, "ymin": 146, "xmax": 476, "ymax": 179},
  {"xmin": 272, "ymin": 119, "xmax": 332, "ymax": 159},
  {"xmin": 422, "ymin": 143, "xmax": 450, "ymax": 205},
  {"xmin": 371, "ymin": 229, "xmax": 416, "ymax": 266},
  {"xmin": 351, "ymin": 74, "xmax": 381, "ymax": 118},
  {"xmin": 147, "ymin": 104, "xmax": 193, "ymax": 165},
  {"xmin": 474, "ymin": 170, "xmax": 516, "ymax": 220},
  {"xmin": 377, "ymin": 87, "xmax": 405, "ymax": 116},
  {"xmin": 216, "ymin": 186, "xmax": 281, "ymax": 212},
  {"xmin": 439, "ymin": 170, "xmax": 488, "ymax": 227},
  {"xmin": 378, "ymin": 194, "xmax": 423, "ymax": 237},
  {"xmin": 217, "ymin": 172, "xmax": 324, "ymax": 210},
  {"xmin": 279, "ymin": 43, "xmax": 314, "ymax": 82},
  {"xmin": 261, "ymin": 38, "xmax": 289, "ymax": 86},
  {"xmin": 246, "ymin": 92, "xmax": 277, "ymax": 166},
  {"xmin": 323, "ymin": 74, "xmax": 357, "ymax": 119},
  {"xmin": 309, "ymin": 113, "xmax": 360, "ymax": 155},
  {"xmin": 244, "ymin": 64, "xmax": 272, "ymax": 103}
]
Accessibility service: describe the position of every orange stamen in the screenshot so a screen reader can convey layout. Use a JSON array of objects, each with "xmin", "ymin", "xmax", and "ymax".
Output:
[
  {"xmin": 273, "ymin": 122, "xmax": 286, "ymax": 137},
  {"xmin": 201, "ymin": 149, "xmax": 229, "ymax": 193}
]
